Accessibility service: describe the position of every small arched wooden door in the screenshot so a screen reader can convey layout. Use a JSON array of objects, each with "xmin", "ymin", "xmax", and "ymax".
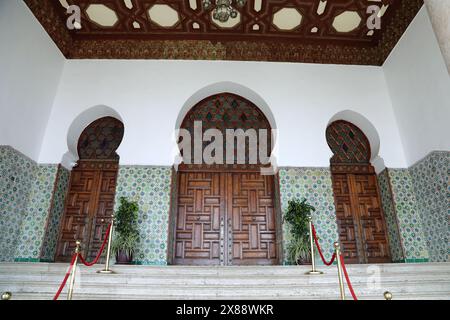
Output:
[
  {"xmin": 172, "ymin": 93, "xmax": 279, "ymax": 266},
  {"xmin": 326, "ymin": 120, "xmax": 391, "ymax": 264},
  {"xmin": 55, "ymin": 117, "xmax": 124, "ymax": 262}
]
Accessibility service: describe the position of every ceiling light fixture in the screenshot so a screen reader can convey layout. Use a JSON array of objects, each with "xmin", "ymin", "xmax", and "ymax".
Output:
[{"xmin": 203, "ymin": 0, "xmax": 247, "ymax": 23}]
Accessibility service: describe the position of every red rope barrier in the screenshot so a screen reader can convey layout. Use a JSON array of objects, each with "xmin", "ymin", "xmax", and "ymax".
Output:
[
  {"xmin": 311, "ymin": 223, "xmax": 336, "ymax": 266},
  {"xmin": 78, "ymin": 223, "xmax": 112, "ymax": 267},
  {"xmin": 339, "ymin": 255, "xmax": 358, "ymax": 301},
  {"xmin": 53, "ymin": 253, "xmax": 77, "ymax": 300}
]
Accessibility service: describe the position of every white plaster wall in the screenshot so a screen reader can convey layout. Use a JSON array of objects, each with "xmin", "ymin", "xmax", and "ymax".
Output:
[
  {"xmin": 39, "ymin": 59, "xmax": 407, "ymax": 168},
  {"xmin": 0, "ymin": 0, "xmax": 65, "ymax": 162},
  {"xmin": 383, "ymin": 6, "xmax": 450, "ymax": 166}
]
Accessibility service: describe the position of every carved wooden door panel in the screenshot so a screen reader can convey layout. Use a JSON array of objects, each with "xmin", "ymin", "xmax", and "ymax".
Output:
[
  {"xmin": 332, "ymin": 166, "xmax": 390, "ymax": 264},
  {"xmin": 173, "ymin": 170, "xmax": 278, "ymax": 265},
  {"xmin": 228, "ymin": 173, "xmax": 277, "ymax": 265},
  {"xmin": 332, "ymin": 173, "xmax": 361, "ymax": 264},
  {"xmin": 55, "ymin": 161, "xmax": 117, "ymax": 262},
  {"xmin": 350, "ymin": 173, "xmax": 390, "ymax": 263},
  {"xmin": 174, "ymin": 172, "xmax": 225, "ymax": 265},
  {"xmin": 85, "ymin": 168, "xmax": 117, "ymax": 261}
]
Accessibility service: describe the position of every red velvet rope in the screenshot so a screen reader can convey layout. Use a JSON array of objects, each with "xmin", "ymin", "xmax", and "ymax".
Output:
[
  {"xmin": 339, "ymin": 255, "xmax": 358, "ymax": 301},
  {"xmin": 53, "ymin": 253, "xmax": 77, "ymax": 300},
  {"xmin": 78, "ymin": 223, "xmax": 112, "ymax": 267},
  {"xmin": 311, "ymin": 223, "xmax": 336, "ymax": 266}
]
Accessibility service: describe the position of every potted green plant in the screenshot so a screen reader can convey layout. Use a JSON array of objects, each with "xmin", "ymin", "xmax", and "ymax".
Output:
[
  {"xmin": 284, "ymin": 198, "xmax": 316, "ymax": 265},
  {"xmin": 112, "ymin": 197, "xmax": 139, "ymax": 264}
]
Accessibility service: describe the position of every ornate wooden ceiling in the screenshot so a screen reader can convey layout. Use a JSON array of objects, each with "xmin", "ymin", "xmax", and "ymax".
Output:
[{"xmin": 24, "ymin": 0, "xmax": 423, "ymax": 65}]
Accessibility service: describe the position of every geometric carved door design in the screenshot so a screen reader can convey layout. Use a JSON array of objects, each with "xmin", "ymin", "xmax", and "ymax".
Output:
[
  {"xmin": 173, "ymin": 93, "xmax": 278, "ymax": 265},
  {"xmin": 173, "ymin": 170, "xmax": 278, "ymax": 266},
  {"xmin": 327, "ymin": 120, "xmax": 390, "ymax": 264},
  {"xmin": 55, "ymin": 161, "xmax": 118, "ymax": 262},
  {"xmin": 55, "ymin": 116, "xmax": 124, "ymax": 262},
  {"xmin": 331, "ymin": 166, "xmax": 391, "ymax": 264}
]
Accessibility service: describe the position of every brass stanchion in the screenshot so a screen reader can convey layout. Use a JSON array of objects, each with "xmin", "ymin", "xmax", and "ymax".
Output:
[
  {"xmin": 334, "ymin": 242, "xmax": 346, "ymax": 300},
  {"xmin": 1, "ymin": 292, "xmax": 12, "ymax": 300},
  {"xmin": 306, "ymin": 216, "xmax": 323, "ymax": 275},
  {"xmin": 384, "ymin": 291, "xmax": 393, "ymax": 300},
  {"xmin": 98, "ymin": 215, "xmax": 115, "ymax": 274},
  {"xmin": 67, "ymin": 241, "xmax": 80, "ymax": 300}
]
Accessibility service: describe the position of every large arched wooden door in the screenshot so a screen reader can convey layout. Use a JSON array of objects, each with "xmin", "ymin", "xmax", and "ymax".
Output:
[
  {"xmin": 326, "ymin": 120, "xmax": 391, "ymax": 264},
  {"xmin": 172, "ymin": 93, "xmax": 279, "ymax": 266},
  {"xmin": 55, "ymin": 117, "xmax": 124, "ymax": 262}
]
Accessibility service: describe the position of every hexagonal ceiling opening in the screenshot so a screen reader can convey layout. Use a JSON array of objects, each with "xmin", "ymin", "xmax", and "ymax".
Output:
[
  {"xmin": 332, "ymin": 11, "xmax": 362, "ymax": 33},
  {"xmin": 27, "ymin": 0, "xmax": 424, "ymax": 65},
  {"xmin": 86, "ymin": 4, "xmax": 119, "ymax": 27},
  {"xmin": 273, "ymin": 8, "xmax": 302, "ymax": 31},
  {"xmin": 148, "ymin": 4, "xmax": 180, "ymax": 28}
]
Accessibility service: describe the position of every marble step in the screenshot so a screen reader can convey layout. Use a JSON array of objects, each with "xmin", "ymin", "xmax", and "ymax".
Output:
[
  {"xmin": 1, "ymin": 263, "xmax": 449, "ymax": 275},
  {"xmin": 8, "ymin": 292, "xmax": 450, "ymax": 300},
  {"xmin": 2, "ymin": 279, "xmax": 450, "ymax": 300},
  {"xmin": 2, "ymin": 272, "xmax": 450, "ymax": 285},
  {"xmin": 1, "ymin": 262, "xmax": 449, "ymax": 300}
]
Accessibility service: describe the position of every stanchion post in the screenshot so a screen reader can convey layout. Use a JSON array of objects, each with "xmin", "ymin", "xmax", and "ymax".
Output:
[
  {"xmin": 306, "ymin": 216, "xmax": 323, "ymax": 275},
  {"xmin": 67, "ymin": 240, "xmax": 80, "ymax": 300},
  {"xmin": 1, "ymin": 292, "xmax": 12, "ymax": 300},
  {"xmin": 98, "ymin": 215, "xmax": 115, "ymax": 274},
  {"xmin": 334, "ymin": 242, "xmax": 345, "ymax": 300}
]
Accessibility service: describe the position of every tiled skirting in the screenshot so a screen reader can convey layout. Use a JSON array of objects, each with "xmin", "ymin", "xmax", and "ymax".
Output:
[
  {"xmin": 278, "ymin": 167, "xmax": 338, "ymax": 264},
  {"xmin": 114, "ymin": 166, "xmax": 172, "ymax": 265},
  {"xmin": 1, "ymin": 145, "xmax": 448, "ymax": 264},
  {"xmin": 0, "ymin": 146, "xmax": 69, "ymax": 262},
  {"xmin": 378, "ymin": 151, "xmax": 449, "ymax": 263}
]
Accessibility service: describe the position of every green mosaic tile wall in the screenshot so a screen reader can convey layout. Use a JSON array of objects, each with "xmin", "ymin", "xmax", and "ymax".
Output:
[
  {"xmin": 0, "ymin": 146, "xmax": 69, "ymax": 262},
  {"xmin": 0, "ymin": 146, "xmax": 66, "ymax": 262},
  {"xmin": 409, "ymin": 151, "xmax": 449, "ymax": 262},
  {"xmin": 14, "ymin": 164, "xmax": 58, "ymax": 260},
  {"xmin": 378, "ymin": 151, "xmax": 449, "ymax": 263},
  {"xmin": 114, "ymin": 166, "xmax": 172, "ymax": 265},
  {"xmin": 386, "ymin": 169, "xmax": 429, "ymax": 261},
  {"xmin": 40, "ymin": 166, "xmax": 70, "ymax": 261},
  {"xmin": 0, "ymin": 146, "xmax": 36, "ymax": 261},
  {"xmin": 1, "ymin": 145, "xmax": 447, "ymax": 265},
  {"xmin": 278, "ymin": 167, "xmax": 338, "ymax": 264},
  {"xmin": 377, "ymin": 169, "xmax": 405, "ymax": 262}
]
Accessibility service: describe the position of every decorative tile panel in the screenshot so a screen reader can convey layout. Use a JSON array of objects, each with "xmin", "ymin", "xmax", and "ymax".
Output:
[
  {"xmin": 114, "ymin": 166, "xmax": 172, "ymax": 265},
  {"xmin": 0, "ymin": 146, "xmax": 37, "ymax": 262},
  {"xmin": 409, "ymin": 151, "xmax": 449, "ymax": 262},
  {"xmin": 14, "ymin": 165, "xmax": 58, "ymax": 261},
  {"xmin": 377, "ymin": 169, "xmax": 405, "ymax": 262},
  {"xmin": 0, "ymin": 146, "xmax": 65, "ymax": 262},
  {"xmin": 387, "ymin": 169, "xmax": 429, "ymax": 261},
  {"xmin": 278, "ymin": 167, "xmax": 338, "ymax": 264},
  {"xmin": 1, "ymin": 145, "xmax": 447, "ymax": 266},
  {"xmin": 40, "ymin": 166, "xmax": 70, "ymax": 261}
]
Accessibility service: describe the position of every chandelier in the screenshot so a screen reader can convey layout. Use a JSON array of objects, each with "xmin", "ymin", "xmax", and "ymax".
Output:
[{"xmin": 202, "ymin": 0, "xmax": 247, "ymax": 23}]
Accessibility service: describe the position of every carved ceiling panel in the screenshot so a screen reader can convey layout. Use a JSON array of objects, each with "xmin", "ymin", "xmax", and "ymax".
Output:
[{"xmin": 24, "ymin": 0, "xmax": 423, "ymax": 65}]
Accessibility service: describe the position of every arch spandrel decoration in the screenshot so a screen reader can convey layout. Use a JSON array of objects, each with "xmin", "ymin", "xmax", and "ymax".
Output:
[
  {"xmin": 77, "ymin": 116, "xmax": 124, "ymax": 160},
  {"xmin": 326, "ymin": 120, "xmax": 371, "ymax": 164},
  {"xmin": 180, "ymin": 93, "xmax": 272, "ymax": 166}
]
